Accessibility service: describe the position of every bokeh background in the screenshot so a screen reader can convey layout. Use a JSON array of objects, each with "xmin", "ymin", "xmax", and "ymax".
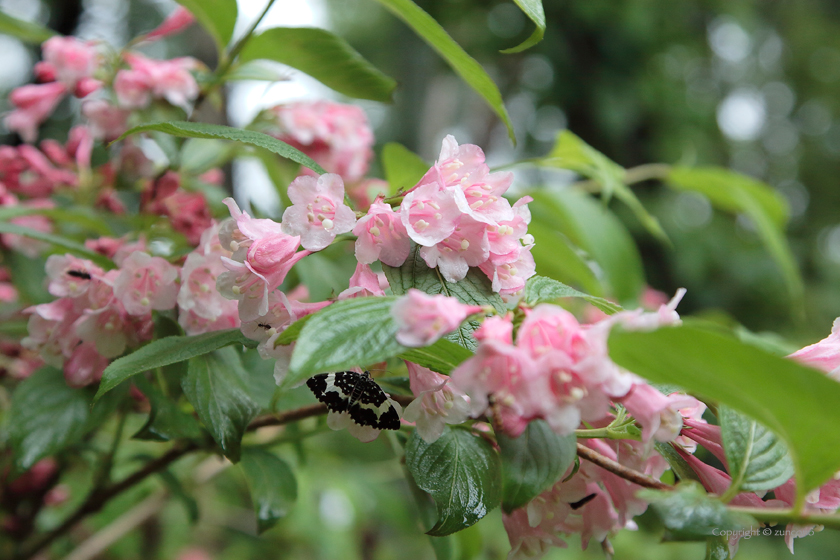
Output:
[{"xmin": 2, "ymin": 0, "xmax": 840, "ymax": 558}]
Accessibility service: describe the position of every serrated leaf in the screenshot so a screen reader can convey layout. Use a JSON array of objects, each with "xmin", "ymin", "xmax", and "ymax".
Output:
[
  {"xmin": 398, "ymin": 338, "xmax": 473, "ymax": 375},
  {"xmin": 175, "ymin": 0, "xmax": 237, "ymax": 51},
  {"xmin": 501, "ymin": 0, "xmax": 545, "ymax": 54},
  {"xmin": 609, "ymin": 325, "xmax": 840, "ymax": 505},
  {"xmin": 96, "ymin": 329, "xmax": 252, "ymax": 401},
  {"xmin": 239, "ymin": 448, "xmax": 298, "ymax": 533},
  {"xmin": 522, "ymin": 275, "xmax": 622, "ymax": 314},
  {"xmin": 528, "ymin": 189, "xmax": 645, "ymax": 304},
  {"xmin": 498, "ymin": 420, "xmax": 576, "ymax": 512},
  {"xmin": 372, "ymin": 0, "xmax": 515, "ymax": 144},
  {"xmin": 114, "ymin": 121, "xmax": 326, "ymax": 175},
  {"xmin": 0, "ymin": 11, "xmax": 55, "ymax": 43},
  {"xmin": 719, "ymin": 406, "xmax": 794, "ymax": 494},
  {"xmin": 182, "ymin": 348, "xmax": 260, "ymax": 462},
  {"xmin": 286, "ymin": 297, "xmax": 405, "ymax": 385},
  {"xmin": 238, "ymin": 27, "xmax": 396, "ymax": 102},
  {"xmin": 7, "ymin": 368, "xmax": 122, "ymax": 471},
  {"xmin": 667, "ymin": 166, "xmax": 802, "ymax": 305},
  {"xmin": 132, "ymin": 376, "xmax": 203, "ymax": 442},
  {"xmin": 539, "ymin": 131, "xmax": 667, "ymax": 241},
  {"xmin": 382, "ymin": 142, "xmax": 429, "ymax": 195},
  {"xmin": 383, "ymin": 244, "xmax": 505, "ymax": 351},
  {"xmin": 405, "ymin": 426, "xmax": 501, "ymax": 536},
  {"xmin": 0, "ymin": 222, "xmax": 114, "ymax": 269}
]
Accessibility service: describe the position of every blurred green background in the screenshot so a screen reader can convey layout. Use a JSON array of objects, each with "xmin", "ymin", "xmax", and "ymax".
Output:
[{"xmin": 3, "ymin": 0, "xmax": 840, "ymax": 558}]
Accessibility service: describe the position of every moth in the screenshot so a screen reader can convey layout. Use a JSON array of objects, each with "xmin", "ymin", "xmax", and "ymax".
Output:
[
  {"xmin": 306, "ymin": 371, "xmax": 401, "ymax": 430},
  {"xmin": 66, "ymin": 269, "xmax": 92, "ymax": 280}
]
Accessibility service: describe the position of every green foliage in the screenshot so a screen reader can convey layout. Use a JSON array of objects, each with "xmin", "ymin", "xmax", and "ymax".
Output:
[
  {"xmin": 654, "ymin": 442, "xmax": 702, "ymax": 484},
  {"xmin": 95, "ymin": 329, "xmax": 254, "ymax": 401},
  {"xmin": 383, "ymin": 243, "xmax": 505, "ymax": 350},
  {"xmin": 405, "ymin": 426, "xmax": 502, "ymax": 536},
  {"xmin": 501, "ymin": 0, "xmax": 546, "ymax": 53},
  {"xmin": 7, "ymin": 368, "xmax": 122, "ymax": 471},
  {"xmin": 0, "ymin": 10, "xmax": 54, "ymax": 43},
  {"xmin": 239, "ymin": 448, "xmax": 298, "ymax": 533},
  {"xmin": 719, "ymin": 405, "xmax": 794, "ymax": 494},
  {"xmin": 372, "ymin": 0, "xmax": 516, "ymax": 144},
  {"xmin": 497, "ymin": 420, "xmax": 576, "ymax": 512},
  {"xmin": 609, "ymin": 325, "xmax": 840, "ymax": 505},
  {"xmin": 381, "ymin": 142, "xmax": 429, "ymax": 195},
  {"xmin": 398, "ymin": 338, "xmax": 473, "ymax": 375},
  {"xmin": 181, "ymin": 348, "xmax": 261, "ymax": 462},
  {"xmin": 175, "ymin": 0, "xmax": 237, "ymax": 52},
  {"xmin": 238, "ymin": 27, "xmax": 397, "ymax": 102},
  {"xmin": 114, "ymin": 121, "xmax": 326, "ymax": 174},
  {"xmin": 638, "ymin": 482, "xmax": 756, "ymax": 541},
  {"xmin": 522, "ymin": 275, "xmax": 622, "ymax": 314},
  {"xmin": 132, "ymin": 376, "xmax": 204, "ymax": 442},
  {"xmin": 0, "ymin": 221, "xmax": 114, "ymax": 269}
]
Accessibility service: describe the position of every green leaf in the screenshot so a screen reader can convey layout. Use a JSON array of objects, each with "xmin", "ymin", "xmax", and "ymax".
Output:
[
  {"xmin": 223, "ymin": 60, "xmax": 289, "ymax": 82},
  {"xmin": 498, "ymin": 420, "xmax": 576, "ymax": 512},
  {"xmin": 275, "ymin": 314, "xmax": 314, "ymax": 345},
  {"xmin": 500, "ymin": 0, "xmax": 545, "ymax": 54},
  {"xmin": 398, "ymin": 338, "xmax": 473, "ymax": 375},
  {"xmin": 239, "ymin": 448, "xmax": 298, "ymax": 533},
  {"xmin": 383, "ymin": 243, "xmax": 505, "ymax": 351},
  {"xmin": 114, "ymin": 121, "xmax": 326, "ymax": 175},
  {"xmin": 527, "ymin": 221, "xmax": 604, "ymax": 296},
  {"xmin": 286, "ymin": 297, "xmax": 405, "ymax": 386},
  {"xmin": 382, "ymin": 142, "xmax": 429, "ymax": 195},
  {"xmin": 182, "ymin": 348, "xmax": 261, "ymax": 462},
  {"xmin": 175, "ymin": 0, "xmax": 237, "ymax": 51},
  {"xmin": 608, "ymin": 325, "xmax": 840, "ymax": 505},
  {"xmin": 0, "ymin": 205, "xmax": 114, "ymax": 236},
  {"xmin": 7, "ymin": 368, "xmax": 120, "ymax": 471},
  {"xmin": 132, "ymin": 376, "xmax": 203, "ymax": 442},
  {"xmin": 372, "ymin": 0, "xmax": 515, "ymax": 144},
  {"xmin": 522, "ymin": 275, "xmax": 622, "ymax": 314},
  {"xmin": 667, "ymin": 166, "xmax": 802, "ymax": 305},
  {"xmin": 706, "ymin": 536, "xmax": 732, "ymax": 560},
  {"xmin": 405, "ymin": 426, "xmax": 502, "ymax": 536},
  {"xmin": 654, "ymin": 442, "xmax": 702, "ymax": 484},
  {"xmin": 528, "ymin": 189, "xmax": 645, "ymax": 304},
  {"xmin": 637, "ymin": 482, "xmax": 756, "ymax": 541},
  {"xmin": 0, "ymin": 222, "xmax": 114, "ymax": 269},
  {"xmin": 0, "ymin": 11, "xmax": 55, "ymax": 43},
  {"xmin": 95, "ymin": 329, "xmax": 252, "ymax": 401},
  {"xmin": 539, "ymin": 131, "xmax": 667, "ymax": 241},
  {"xmin": 158, "ymin": 470, "xmax": 200, "ymax": 523},
  {"xmin": 404, "ymin": 465, "xmax": 457, "ymax": 560},
  {"xmin": 719, "ymin": 406, "xmax": 794, "ymax": 494},
  {"xmin": 239, "ymin": 27, "xmax": 397, "ymax": 103},
  {"xmin": 180, "ymin": 138, "xmax": 236, "ymax": 174}
]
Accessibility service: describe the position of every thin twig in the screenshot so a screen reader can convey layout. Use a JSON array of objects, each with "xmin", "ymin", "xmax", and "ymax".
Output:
[{"xmin": 575, "ymin": 443, "xmax": 673, "ymax": 490}]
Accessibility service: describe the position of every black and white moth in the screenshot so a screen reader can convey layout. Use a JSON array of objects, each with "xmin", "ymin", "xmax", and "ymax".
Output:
[{"xmin": 306, "ymin": 371, "xmax": 401, "ymax": 430}]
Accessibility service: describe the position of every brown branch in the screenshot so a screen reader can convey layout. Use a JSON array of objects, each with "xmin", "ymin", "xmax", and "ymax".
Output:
[{"xmin": 576, "ymin": 443, "xmax": 673, "ymax": 490}]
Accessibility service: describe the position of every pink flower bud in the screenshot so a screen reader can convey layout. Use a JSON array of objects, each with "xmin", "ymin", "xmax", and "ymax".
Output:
[{"xmin": 391, "ymin": 289, "xmax": 484, "ymax": 347}]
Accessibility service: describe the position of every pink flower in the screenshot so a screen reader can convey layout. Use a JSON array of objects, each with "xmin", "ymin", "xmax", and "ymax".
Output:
[
  {"xmin": 22, "ymin": 298, "xmax": 82, "ymax": 368},
  {"xmin": 114, "ymin": 53, "xmax": 199, "ymax": 110},
  {"xmin": 113, "ymin": 251, "xmax": 179, "ymax": 315},
  {"xmin": 618, "ymin": 384, "xmax": 701, "ymax": 443},
  {"xmin": 41, "ymin": 36, "xmax": 99, "ymax": 89},
  {"xmin": 478, "ymin": 244, "xmax": 536, "ymax": 295},
  {"xmin": 143, "ymin": 6, "xmax": 195, "ymax": 41},
  {"xmin": 82, "ymin": 100, "xmax": 130, "ymax": 140},
  {"xmin": 217, "ymin": 198, "xmax": 311, "ymax": 321},
  {"xmin": 400, "ymin": 182, "xmax": 462, "ymax": 247},
  {"xmin": 419, "ymin": 216, "xmax": 489, "ymax": 282},
  {"xmin": 789, "ymin": 317, "xmax": 840, "ymax": 380},
  {"xmin": 268, "ymin": 100, "xmax": 374, "ymax": 182},
  {"xmin": 44, "ymin": 254, "xmax": 104, "ymax": 299},
  {"xmin": 353, "ymin": 199, "xmax": 410, "ymax": 267},
  {"xmin": 402, "ymin": 362, "xmax": 471, "ymax": 442},
  {"xmin": 113, "ymin": 69, "xmax": 151, "ymax": 109},
  {"xmin": 679, "ymin": 417, "xmax": 726, "ymax": 464},
  {"xmin": 281, "ymin": 173, "xmax": 357, "ymax": 251},
  {"xmin": 474, "ymin": 314, "xmax": 514, "ymax": 344},
  {"xmin": 5, "ymin": 83, "xmax": 67, "ymax": 143},
  {"xmin": 3, "ymin": 208, "xmax": 53, "ymax": 257},
  {"xmin": 178, "ymin": 252, "xmax": 237, "ymax": 323},
  {"xmin": 338, "ymin": 263, "xmax": 386, "ymax": 299},
  {"xmin": 64, "ymin": 342, "xmax": 109, "ymax": 387},
  {"xmin": 391, "ymin": 289, "xmax": 484, "ymax": 347}
]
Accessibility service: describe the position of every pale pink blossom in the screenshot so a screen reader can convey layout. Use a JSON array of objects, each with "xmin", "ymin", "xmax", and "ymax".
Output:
[
  {"xmin": 143, "ymin": 6, "xmax": 195, "ymax": 41},
  {"xmin": 115, "ymin": 53, "xmax": 199, "ymax": 110},
  {"xmin": 391, "ymin": 289, "xmax": 484, "ymax": 347},
  {"xmin": 402, "ymin": 362, "xmax": 471, "ymax": 442},
  {"xmin": 281, "ymin": 173, "xmax": 356, "ymax": 251},
  {"xmin": 400, "ymin": 182, "xmax": 461, "ymax": 246},
  {"xmin": 789, "ymin": 317, "xmax": 840, "ymax": 380},
  {"xmin": 82, "ymin": 99, "xmax": 130, "ymax": 140},
  {"xmin": 479, "ymin": 244, "xmax": 536, "ymax": 295},
  {"xmin": 113, "ymin": 251, "xmax": 179, "ymax": 315},
  {"xmin": 5, "ymin": 83, "xmax": 67, "ymax": 143},
  {"xmin": 353, "ymin": 199, "xmax": 410, "ymax": 267},
  {"xmin": 338, "ymin": 263, "xmax": 386, "ymax": 299},
  {"xmin": 268, "ymin": 100, "xmax": 374, "ymax": 182},
  {"xmin": 679, "ymin": 417, "xmax": 726, "ymax": 464},
  {"xmin": 0, "ymin": 144, "xmax": 76, "ymax": 197},
  {"xmin": 177, "ymin": 251, "xmax": 239, "ymax": 327},
  {"xmin": 419, "ymin": 216, "xmax": 489, "ymax": 282},
  {"xmin": 44, "ymin": 254, "xmax": 104, "ymax": 299},
  {"xmin": 41, "ymin": 36, "xmax": 99, "ymax": 89},
  {"xmin": 64, "ymin": 342, "xmax": 109, "ymax": 387},
  {"xmin": 474, "ymin": 314, "xmax": 514, "ymax": 344},
  {"xmin": 618, "ymin": 384, "xmax": 701, "ymax": 443},
  {"xmin": 22, "ymin": 298, "xmax": 82, "ymax": 368}
]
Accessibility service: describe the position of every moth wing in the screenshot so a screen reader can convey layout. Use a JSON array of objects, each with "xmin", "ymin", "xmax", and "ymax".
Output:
[{"xmin": 306, "ymin": 373, "xmax": 349, "ymax": 413}]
